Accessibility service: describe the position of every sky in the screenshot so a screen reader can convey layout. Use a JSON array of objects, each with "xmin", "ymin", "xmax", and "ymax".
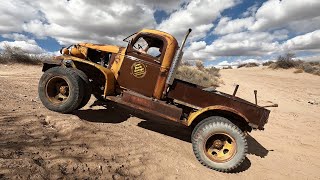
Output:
[{"xmin": 0, "ymin": 0, "xmax": 320, "ymax": 67}]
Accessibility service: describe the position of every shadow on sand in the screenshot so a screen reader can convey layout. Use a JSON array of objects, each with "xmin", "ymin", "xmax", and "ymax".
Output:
[{"xmin": 73, "ymin": 100, "xmax": 271, "ymax": 173}]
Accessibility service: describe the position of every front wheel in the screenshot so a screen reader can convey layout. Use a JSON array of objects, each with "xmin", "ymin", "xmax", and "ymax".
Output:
[
  {"xmin": 191, "ymin": 116, "xmax": 247, "ymax": 172},
  {"xmin": 38, "ymin": 67, "xmax": 85, "ymax": 113}
]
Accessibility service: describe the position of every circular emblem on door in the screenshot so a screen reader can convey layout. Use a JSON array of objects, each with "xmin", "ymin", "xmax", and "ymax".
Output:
[{"xmin": 131, "ymin": 62, "xmax": 146, "ymax": 78}]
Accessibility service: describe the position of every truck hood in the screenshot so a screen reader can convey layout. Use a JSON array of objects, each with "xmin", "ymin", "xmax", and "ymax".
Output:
[{"xmin": 78, "ymin": 43, "xmax": 121, "ymax": 53}]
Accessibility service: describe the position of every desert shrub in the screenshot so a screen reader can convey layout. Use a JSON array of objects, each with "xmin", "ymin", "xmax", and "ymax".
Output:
[
  {"xmin": 195, "ymin": 61, "xmax": 205, "ymax": 71},
  {"xmin": 237, "ymin": 62, "xmax": 259, "ymax": 68},
  {"xmin": 222, "ymin": 66, "xmax": 232, "ymax": 69},
  {"xmin": 297, "ymin": 62, "xmax": 320, "ymax": 76},
  {"xmin": 272, "ymin": 60, "xmax": 296, "ymax": 69},
  {"xmin": 269, "ymin": 53, "xmax": 320, "ymax": 76},
  {"xmin": 181, "ymin": 61, "xmax": 192, "ymax": 66},
  {"xmin": 262, "ymin": 61, "xmax": 274, "ymax": 66},
  {"xmin": 268, "ymin": 62, "xmax": 276, "ymax": 69},
  {"xmin": 0, "ymin": 45, "xmax": 48, "ymax": 65},
  {"xmin": 270, "ymin": 53, "xmax": 301, "ymax": 69},
  {"xmin": 205, "ymin": 66, "xmax": 220, "ymax": 77},
  {"xmin": 176, "ymin": 65, "xmax": 220, "ymax": 88}
]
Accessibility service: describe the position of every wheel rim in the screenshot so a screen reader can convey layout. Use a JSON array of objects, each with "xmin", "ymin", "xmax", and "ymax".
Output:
[
  {"xmin": 45, "ymin": 76, "xmax": 70, "ymax": 104},
  {"xmin": 204, "ymin": 133, "xmax": 237, "ymax": 163}
]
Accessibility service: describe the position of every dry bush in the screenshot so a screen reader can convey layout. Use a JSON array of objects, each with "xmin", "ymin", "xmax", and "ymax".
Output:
[
  {"xmin": 0, "ymin": 45, "xmax": 48, "ymax": 65},
  {"xmin": 195, "ymin": 60, "xmax": 205, "ymax": 71},
  {"xmin": 237, "ymin": 62, "xmax": 259, "ymax": 68},
  {"xmin": 268, "ymin": 53, "xmax": 320, "ymax": 76},
  {"xmin": 222, "ymin": 66, "xmax": 232, "ymax": 69},
  {"xmin": 297, "ymin": 62, "xmax": 320, "ymax": 76},
  {"xmin": 262, "ymin": 61, "xmax": 274, "ymax": 66},
  {"xmin": 270, "ymin": 53, "xmax": 300, "ymax": 69},
  {"xmin": 272, "ymin": 60, "xmax": 297, "ymax": 69},
  {"xmin": 176, "ymin": 65, "xmax": 220, "ymax": 88},
  {"xmin": 205, "ymin": 66, "xmax": 220, "ymax": 77}
]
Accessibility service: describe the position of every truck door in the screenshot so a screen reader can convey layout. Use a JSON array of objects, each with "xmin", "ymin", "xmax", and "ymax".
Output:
[{"xmin": 117, "ymin": 35, "xmax": 165, "ymax": 97}]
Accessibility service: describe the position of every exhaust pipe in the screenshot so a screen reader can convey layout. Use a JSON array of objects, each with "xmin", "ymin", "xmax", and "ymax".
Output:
[{"xmin": 166, "ymin": 28, "xmax": 192, "ymax": 85}]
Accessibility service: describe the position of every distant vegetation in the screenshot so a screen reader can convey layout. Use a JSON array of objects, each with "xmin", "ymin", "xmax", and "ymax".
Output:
[
  {"xmin": 0, "ymin": 44, "xmax": 49, "ymax": 65},
  {"xmin": 237, "ymin": 62, "xmax": 259, "ymax": 68},
  {"xmin": 222, "ymin": 66, "xmax": 232, "ymax": 69},
  {"xmin": 262, "ymin": 61, "xmax": 274, "ymax": 66},
  {"xmin": 232, "ymin": 53, "xmax": 320, "ymax": 76},
  {"xmin": 268, "ymin": 53, "xmax": 320, "ymax": 76},
  {"xmin": 177, "ymin": 61, "xmax": 221, "ymax": 88}
]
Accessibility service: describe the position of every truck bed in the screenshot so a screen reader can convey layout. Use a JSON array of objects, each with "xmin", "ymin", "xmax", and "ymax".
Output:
[{"xmin": 167, "ymin": 79, "xmax": 270, "ymax": 129}]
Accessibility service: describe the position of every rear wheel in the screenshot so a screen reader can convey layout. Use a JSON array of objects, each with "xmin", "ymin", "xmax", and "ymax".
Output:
[
  {"xmin": 191, "ymin": 116, "xmax": 247, "ymax": 172},
  {"xmin": 38, "ymin": 67, "xmax": 85, "ymax": 113}
]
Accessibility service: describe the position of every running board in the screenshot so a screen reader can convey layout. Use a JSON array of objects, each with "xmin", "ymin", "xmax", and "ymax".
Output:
[{"xmin": 106, "ymin": 91, "xmax": 183, "ymax": 123}]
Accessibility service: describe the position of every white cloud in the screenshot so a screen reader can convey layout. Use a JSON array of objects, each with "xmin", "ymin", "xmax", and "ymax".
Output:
[
  {"xmin": 214, "ymin": 17, "xmax": 254, "ymax": 35},
  {"xmin": 24, "ymin": 0, "xmax": 158, "ymax": 45},
  {"xmin": 282, "ymin": 30, "xmax": 320, "ymax": 51},
  {"xmin": 241, "ymin": 3, "xmax": 259, "ymax": 17},
  {"xmin": 0, "ymin": 1, "xmax": 38, "ymax": 33},
  {"xmin": 158, "ymin": 0, "xmax": 239, "ymax": 41},
  {"xmin": 202, "ymin": 31, "xmax": 287, "ymax": 56},
  {"xmin": 250, "ymin": 0, "xmax": 320, "ymax": 31},
  {"xmin": 2, "ymin": 33, "xmax": 30, "ymax": 42}
]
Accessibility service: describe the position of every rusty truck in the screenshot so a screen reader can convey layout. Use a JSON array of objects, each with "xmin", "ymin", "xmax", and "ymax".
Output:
[{"xmin": 38, "ymin": 28, "xmax": 270, "ymax": 172}]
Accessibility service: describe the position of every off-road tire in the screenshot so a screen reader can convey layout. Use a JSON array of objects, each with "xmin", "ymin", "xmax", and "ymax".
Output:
[
  {"xmin": 73, "ymin": 69, "xmax": 92, "ymax": 109},
  {"xmin": 38, "ymin": 67, "xmax": 85, "ymax": 113},
  {"xmin": 191, "ymin": 116, "xmax": 247, "ymax": 172}
]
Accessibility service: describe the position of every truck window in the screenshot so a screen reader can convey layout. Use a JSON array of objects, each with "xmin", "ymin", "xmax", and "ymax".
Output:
[{"xmin": 132, "ymin": 36, "xmax": 164, "ymax": 60}]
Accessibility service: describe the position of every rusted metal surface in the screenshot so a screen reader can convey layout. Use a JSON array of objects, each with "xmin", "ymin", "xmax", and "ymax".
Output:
[
  {"xmin": 232, "ymin": 84, "xmax": 239, "ymax": 96},
  {"xmin": 117, "ymin": 54, "xmax": 160, "ymax": 97},
  {"xmin": 205, "ymin": 133, "xmax": 237, "ymax": 163},
  {"xmin": 166, "ymin": 29, "xmax": 191, "ymax": 86},
  {"xmin": 107, "ymin": 91, "xmax": 183, "ymax": 122},
  {"xmin": 167, "ymin": 79, "xmax": 270, "ymax": 129},
  {"xmin": 59, "ymin": 56, "xmax": 115, "ymax": 96},
  {"xmin": 254, "ymin": 90, "xmax": 258, "ymax": 105},
  {"xmin": 125, "ymin": 31, "xmax": 178, "ymax": 99}
]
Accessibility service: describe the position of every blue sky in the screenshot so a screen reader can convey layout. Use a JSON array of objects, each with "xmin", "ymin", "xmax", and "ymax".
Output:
[{"xmin": 0, "ymin": 0, "xmax": 320, "ymax": 66}]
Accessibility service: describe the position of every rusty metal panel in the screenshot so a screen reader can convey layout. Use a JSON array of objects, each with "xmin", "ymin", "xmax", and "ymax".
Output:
[
  {"xmin": 117, "ymin": 53, "xmax": 160, "ymax": 97},
  {"xmin": 107, "ymin": 91, "xmax": 183, "ymax": 122},
  {"xmin": 167, "ymin": 79, "xmax": 270, "ymax": 128}
]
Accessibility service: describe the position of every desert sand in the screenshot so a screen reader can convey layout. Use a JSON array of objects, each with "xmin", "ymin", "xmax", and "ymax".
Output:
[{"xmin": 0, "ymin": 65, "xmax": 319, "ymax": 179}]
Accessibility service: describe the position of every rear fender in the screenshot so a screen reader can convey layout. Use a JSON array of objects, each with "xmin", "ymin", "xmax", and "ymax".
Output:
[{"xmin": 187, "ymin": 105, "xmax": 249, "ymax": 126}]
